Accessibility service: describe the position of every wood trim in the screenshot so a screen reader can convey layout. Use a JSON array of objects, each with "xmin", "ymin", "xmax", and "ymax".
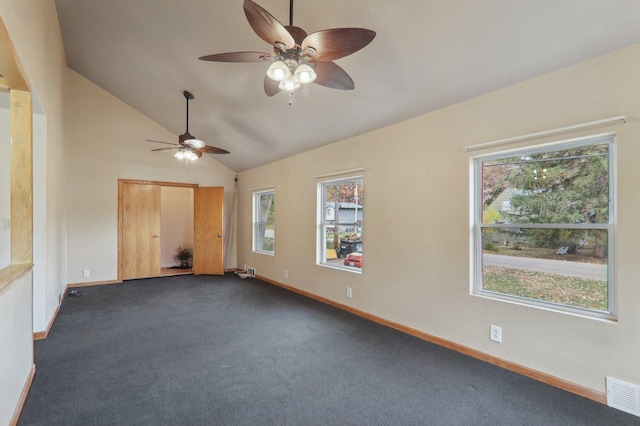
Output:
[
  {"xmin": 67, "ymin": 279, "xmax": 122, "ymax": 288},
  {"xmin": 118, "ymin": 178, "xmax": 198, "ymax": 188},
  {"xmin": 118, "ymin": 180, "xmax": 123, "ymax": 282},
  {"xmin": 0, "ymin": 19, "xmax": 28, "ymax": 91},
  {"xmin": 10, "ymin": 89, "xmax": 32, "ymax": 264},
  {"xmin": 256, "ymin": 274, "xmax": 607, "ymax": 405},
  {"xmin": 0, "ymin": 263, "xmax": 33, "ymax": 297},
  {"xmin": 9, "ymin": 364, "xmax": 35, "ymax": 426},
  {"xmin": 33, "ymin": 303, "xmax": 60, "ymax": 341}
]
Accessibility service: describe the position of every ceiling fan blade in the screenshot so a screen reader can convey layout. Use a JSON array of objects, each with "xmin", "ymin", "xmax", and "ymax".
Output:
[
  {"xmin": 199, "ymin": 51, "xmax": 273, "ymax": 63},
  {"xmin": 313, "ymin": 61, "xmax": 354, "ymax": 90},
  {"xmin": 200, "ymin": 145, "xmax": 230, "ymax": 155},
  {"xmin": 192, "ymin": 148, "xmax": 204, "ymax": 158},
  {"xmin": 264, "ymin": 76, "xmax": 280, "ymax": 97},
  {"xmin": 243, "ymin": 0, "xmax": 295, "ymax": 50},
  {"xmin": 303, "ymin": 28, "xmax": 376, "ymax": 62},
  {"xmin": 146, "ymin": 139, "xmax": 178, "ymax": 146},
  {"xmin": 284, "ymin": 25, "xmax": 307, "ymax": 46},
  {"xmin": 151, "ymin": 147, "xmax": 179, "ymax": 152}
]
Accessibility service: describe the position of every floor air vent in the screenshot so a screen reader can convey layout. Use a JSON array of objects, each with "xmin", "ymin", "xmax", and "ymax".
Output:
[
  {"xmin": 607, "ymin": 377, "xmax": 640, "ymax": 417},
  {"xmin": 234, "ymin": 267, "xmax": 255, "ymax": 279}
]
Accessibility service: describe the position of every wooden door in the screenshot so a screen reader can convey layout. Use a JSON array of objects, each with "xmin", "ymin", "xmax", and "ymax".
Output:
[
  {"xmin": 193, "ymin": 186, "xmax": 224, "ymax": 275},
  {"xmin": 121, "ymin": 182, "xmax": 161, "ymax": 279}
]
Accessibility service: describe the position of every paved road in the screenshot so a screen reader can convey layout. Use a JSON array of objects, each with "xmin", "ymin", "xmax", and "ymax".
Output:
[{"xmin": 483, "ymin": 254, "xmax": 606, "ymax": 281}]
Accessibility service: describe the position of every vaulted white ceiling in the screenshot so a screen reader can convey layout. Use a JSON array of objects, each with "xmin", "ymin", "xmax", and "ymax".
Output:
[{"xmin": 54, "ymin": 0, "xmax": 640, "ymax": 171}]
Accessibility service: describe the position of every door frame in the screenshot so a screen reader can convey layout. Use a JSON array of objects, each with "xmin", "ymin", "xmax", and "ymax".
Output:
[{"xmin": 117, "ymin": 179, "xmax": 198, "ymax": 281}]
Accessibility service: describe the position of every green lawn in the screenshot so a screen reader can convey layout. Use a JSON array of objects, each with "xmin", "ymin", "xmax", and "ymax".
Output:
[{"xmin": 483, "ymin": 265, "xmax": 607, "ymax": 311}]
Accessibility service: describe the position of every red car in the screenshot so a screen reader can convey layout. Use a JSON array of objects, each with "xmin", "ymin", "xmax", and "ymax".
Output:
[{"xmin": 344, "ymin": 248, "xmax": 362, "ymax": 268}]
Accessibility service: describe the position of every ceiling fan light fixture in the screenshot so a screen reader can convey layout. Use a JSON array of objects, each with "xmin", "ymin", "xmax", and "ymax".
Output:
[
  {"xmin": 184, "ymin": 138, "xmax": 206, "ymax": 149},
  {"xmin": 293, "ymin": 63, "xmax": 316, "ymax": 84},
  {"xmin": 199, "ymin": 0, "xmax": 376, "ymax": 101},
  {"xmin": 266, "ymin": 59, "xmax": 291, "ymax": 81},
  {"xmin": 278, "ymin": 79, "xmax": 301, "ymax": 91},
  {"xmin": 176, "ymin": 148, "xmax": 198, "ymax": 161}
]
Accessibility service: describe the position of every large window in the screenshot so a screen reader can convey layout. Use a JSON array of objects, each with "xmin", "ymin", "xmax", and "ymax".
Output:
[
  {"xmin": 318, "ymin": 177, "xmax": 363, "ymax": 271},
  {"xmin": 253, "ymin": 189, "xmax": 275, "ymax": 254},
  {"xmin": 473, "ymin": 135, "xmax": 614, "ymax": 319}
]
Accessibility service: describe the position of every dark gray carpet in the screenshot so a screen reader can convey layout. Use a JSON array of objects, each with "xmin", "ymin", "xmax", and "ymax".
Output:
[{"xmin": 19, "ymin": 274, "xmax": 638, "ymax": 425}]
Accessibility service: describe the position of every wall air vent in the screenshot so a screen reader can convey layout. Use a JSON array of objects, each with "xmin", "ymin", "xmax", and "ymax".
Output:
[{"xmin": 607, "ymin": 377, "xmax": 640, "ymax": 417}]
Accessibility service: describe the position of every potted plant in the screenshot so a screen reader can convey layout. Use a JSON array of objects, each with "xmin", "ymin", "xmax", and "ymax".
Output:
[{"xmin": 174, "ymin": 245, "xmax": 193, "ymax": 268}]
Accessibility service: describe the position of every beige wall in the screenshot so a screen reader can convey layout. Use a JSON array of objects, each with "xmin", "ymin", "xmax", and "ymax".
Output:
[
  {"xmin": 0, "ymin": 272, "xmax": 32, "ymax": 426},
  {"xmin": 0, "ymin": 0, "xmax": 68, "ymax": 420},
  {"xmin": 64, "ymin": 70, "xmax": 237, "ymax": 284},
  {"xmin": 0, "ymin": 0, "xmax": 69, "ymax": 332},
  {"xmin": 237, "ymin": 44, "xmax": 640, "ymax": 394}
]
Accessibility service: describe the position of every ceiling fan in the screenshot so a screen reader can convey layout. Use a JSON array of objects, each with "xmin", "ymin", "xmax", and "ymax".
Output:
[
  {"xmin": 199, "ymin": 0, "xmax": 376, "ymax": 103},
  {"xmin": 147, "ymin": 90, "xmax": 229, "ymax": 161}
]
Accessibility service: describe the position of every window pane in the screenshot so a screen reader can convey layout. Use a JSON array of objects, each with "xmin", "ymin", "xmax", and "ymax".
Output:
[
  {"xmin": 257, "ymin": 223, "xmax": 274, "ymax": 252},
  {"xmin": 482, "ymin": 143, "xmax": 609, "ymax": 224},
  {"xmin": 258, "ymin": 193, "xmax": 275, "ymax": 222},
  {"xmin": 324, "ymin": 182, "xmax": 363, "ymax": 224},
  {"xmin": 320, "ymin": 178, "xmax": 363, "ymax": 270},
  {"xmin": 481, "ymin": 227, "xmax": 608, "ymax": 311},
  {"xmin": 254, "ymin": 190, "xmax": 274, "ymax": 254}
]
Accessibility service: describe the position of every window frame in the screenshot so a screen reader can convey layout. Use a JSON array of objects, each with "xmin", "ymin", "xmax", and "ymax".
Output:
[
  {"xmin": 253, "ymin": 189, "xmax": 275, "ymax": 255},
  {"xmin": 471, "ymin": 134, "xmax": 616, "ymax": 320},
  {"xmin": 317, "ymin": 176, "xmax": 363, "ymax": 273}
]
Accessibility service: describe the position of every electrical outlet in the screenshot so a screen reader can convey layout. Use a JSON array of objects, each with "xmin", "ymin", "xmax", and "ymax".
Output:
[
  {"xmin": 83, "ymin": 269, "xmax": 90, "ymax": 278},
  {"xmin": 490, "ymin": 325, "xmax": 502, "ymax": 343},
  {"xmin": 346, "ymin": 287, "xmax": 353, "ymax": 298},
  {"xmin": 284, "ymin": 270, "xmax": 288, "ymax": 278}
]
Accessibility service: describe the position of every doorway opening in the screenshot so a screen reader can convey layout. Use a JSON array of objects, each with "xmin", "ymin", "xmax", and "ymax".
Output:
[{"xmin": 160, "ymin": 186, "xmax": 193, "ymax": 276}]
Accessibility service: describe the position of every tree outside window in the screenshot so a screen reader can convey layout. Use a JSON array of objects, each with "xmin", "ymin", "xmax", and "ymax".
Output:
[
  {"xmin": 474, "ymin": 136, "xmax": 614, "ymax": 318},
  {"xmin": 254, "ymin": 190, "xmax": 275, "ymax": 254}
]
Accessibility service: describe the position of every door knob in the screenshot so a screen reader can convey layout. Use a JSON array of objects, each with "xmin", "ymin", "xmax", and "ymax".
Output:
[
  {"xmin": 153, "ymin": 235, "xmax": 160, "ymax": 238},
  {"xmin": 217, "ymin": 234, "xmax": 224, "ymax": 238}
]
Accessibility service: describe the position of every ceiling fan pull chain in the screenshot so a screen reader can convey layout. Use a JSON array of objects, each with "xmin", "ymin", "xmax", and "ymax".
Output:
[{"xmin": 288, "ymin": 90, "xmax": 294, "ymax": 106}]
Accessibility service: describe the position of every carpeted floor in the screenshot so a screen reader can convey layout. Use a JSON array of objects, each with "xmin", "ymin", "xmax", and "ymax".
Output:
[{"xmin": 18, "ymin": 274, "xmax": 639, "ymax": 425}]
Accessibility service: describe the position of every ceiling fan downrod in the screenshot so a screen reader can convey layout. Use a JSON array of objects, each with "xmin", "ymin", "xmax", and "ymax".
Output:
[
  {"xmin": 289, "ymin": 0, "xmax": 293, "ymax": 26},
  {"xmin": 184, "ymin": 90, "xmax": 193, "ymax": 135}
]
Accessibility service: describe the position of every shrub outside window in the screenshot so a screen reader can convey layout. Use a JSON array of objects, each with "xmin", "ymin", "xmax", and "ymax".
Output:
[
  {"xmin": 254, "ymin": 189, "xmax": 275, "ymax": 254},
  {"xmin": 473, "ymin": 135, "xmax": 615, "ymax": 319},
  {"xmin": 318, "ymin": 177, "xmax": 363, "ymax": 272}
]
